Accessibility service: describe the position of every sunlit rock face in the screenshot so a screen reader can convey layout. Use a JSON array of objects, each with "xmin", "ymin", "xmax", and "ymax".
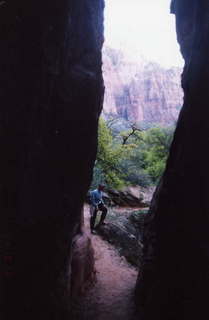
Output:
[
  {"xmin": 0, "ymin": 1, "xmax": 104, "ymax": 319},
  {"xmin": 103, "ymin": 46, "xmax": 183, "ymax": 126},
  {"xmin": 136, "ymin": 1, "xmax": 209, "ymax": 319}
]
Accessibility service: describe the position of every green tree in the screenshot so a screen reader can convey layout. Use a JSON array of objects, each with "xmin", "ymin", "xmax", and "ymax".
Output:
[
  {"xmin": 92, "ymin": 118, "xmax": 174, "ymax": 189},
  {"xmin": 92, "ymin": 118, "xmax": 128, "ymax": 189},
  {"xmin": 117, "ymin": 125, "xmax": 174, "ymax": 185},
  {"xmin": 140, "ymin": 127, "xmax": 174, "ymax": 183}
]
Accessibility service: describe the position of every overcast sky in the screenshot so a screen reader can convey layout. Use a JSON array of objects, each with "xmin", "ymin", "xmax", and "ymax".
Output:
[{"xmin": 104, "ymin": 0, "xmax": 184, "ymax": 68}]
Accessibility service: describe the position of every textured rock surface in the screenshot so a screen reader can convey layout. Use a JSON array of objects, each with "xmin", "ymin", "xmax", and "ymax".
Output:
[
  {"xmin": 0, "ymin": 1, "xmax": 104, "ymax": 319},
  {"xmin": 103, "ymin": 46, "xmax": 183, "ymax": 126},
  {"xmin": 97, "ymin": 209, "xmax": 146, "ymax": 267},
  {"xmin": 104, "ymin": 187, "xmax": 150, "ymax": 208},
  {"xmin": 71, "ymin": 224, "xmax": 96, "ymax": 299},
  {"xmin": 136, "ymin": 1, "xmax": 209, "ymax": 319}
]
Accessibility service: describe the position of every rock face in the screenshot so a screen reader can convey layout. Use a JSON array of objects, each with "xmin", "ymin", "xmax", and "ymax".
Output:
[
  {"xmin": 97, "ymin": 209, "xmax": 147, "ymax": 267},
  {"xmin": 136, "ymin": 1, "xmax": 209, "ymax": 319},
  {"xmin": 104, "ymin": 187, "xmax": 150, "ymax": 207},
  {"xmin": 103, "ymin": 46, "xmax": 183, "ymax": 126},
  {"xmin": 87, "ymin": 186, "xmax": 152, "ymax": 208},
  {"xmin": 0, "ymin": 1, "xmax": 104, "ymax": 319},
  {"xmin": 71, "ymin": 219, "xmax": 96, "ymax": 299}
]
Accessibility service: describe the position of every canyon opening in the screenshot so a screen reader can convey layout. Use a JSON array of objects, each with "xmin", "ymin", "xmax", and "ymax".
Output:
[
  {"xmin": 1, "ymin": 1, "xmax": 209, "ymax": 320},
  {"xmin": 71, "ymin": 1, "xmax": 185, "ymax": 320}
]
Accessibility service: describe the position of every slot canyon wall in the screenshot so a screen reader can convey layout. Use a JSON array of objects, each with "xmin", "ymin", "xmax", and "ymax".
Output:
[
  {"xmin": 0, "ymin": 1, "xmax": 104, "ymax": 319},
  {"xmin": 136, "ymin": 0, "xmax": 209, "ymax": 319}
]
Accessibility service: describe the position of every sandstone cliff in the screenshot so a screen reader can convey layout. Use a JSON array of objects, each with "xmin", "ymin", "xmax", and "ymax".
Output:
[{"xmin": 103, "ymin": 46, "xmax": 183, "ymax": 126}]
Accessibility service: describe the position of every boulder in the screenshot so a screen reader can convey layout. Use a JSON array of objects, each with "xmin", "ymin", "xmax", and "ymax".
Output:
[
  {"xmin": 105, "ymin": 187, "xmax": 151, "ymax": 207},
  {"xmin": 97, "ymin": 209, "xmax": 147, "ymax": 267}
]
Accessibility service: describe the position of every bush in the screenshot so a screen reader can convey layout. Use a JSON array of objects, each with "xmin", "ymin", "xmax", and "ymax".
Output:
[{"xmin": 91, "ymin": 117, "xmax": 175, "ymax": 189}]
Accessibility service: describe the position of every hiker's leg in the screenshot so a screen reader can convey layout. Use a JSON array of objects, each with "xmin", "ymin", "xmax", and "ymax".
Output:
[
  {"xmin": 98, "ymin": 203, "xmax": 107, "ymax": 224},
  {"xmin": 90, "ymin": 207, "xmax": 97, "ymax": 231}
]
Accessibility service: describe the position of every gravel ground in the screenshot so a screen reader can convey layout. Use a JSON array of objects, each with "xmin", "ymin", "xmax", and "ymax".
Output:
[{"xmin": 70, "ymin": 206, "xmax": 139, "ymax": 320}]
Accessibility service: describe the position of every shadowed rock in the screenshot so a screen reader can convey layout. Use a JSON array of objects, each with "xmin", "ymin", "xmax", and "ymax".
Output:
[
  {"xmin": 0, "ymin": 1, "xmax": 104, "ymax": 319},
  {"xmin": 136, "ymin": 1, "xmax": 209, "ymax": 319},
  {"xmin": 97, "ymin": 209, "xmax": 146, "ymax": 267}
]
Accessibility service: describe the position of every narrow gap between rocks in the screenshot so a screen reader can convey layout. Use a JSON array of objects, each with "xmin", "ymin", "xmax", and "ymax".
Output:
[
  {"xmin": 71, "ymin": 2, "xmax": 183, "ymax": 319},
  {"xmin": 71, "ymin": 205, "xmax": 139, "ymax": 320}
]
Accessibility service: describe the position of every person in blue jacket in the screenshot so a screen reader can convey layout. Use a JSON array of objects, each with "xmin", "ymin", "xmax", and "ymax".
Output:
[{"xmin": 90, "ymin": 184, "xmax": 107, "ymax": 233}]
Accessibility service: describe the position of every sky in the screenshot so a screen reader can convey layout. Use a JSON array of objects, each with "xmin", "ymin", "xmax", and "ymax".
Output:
[{"xmin": 104, "ymin": 0, "xmax": 184, "ymax": 68}]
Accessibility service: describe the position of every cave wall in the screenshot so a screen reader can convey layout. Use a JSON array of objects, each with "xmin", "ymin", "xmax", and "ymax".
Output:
[
  {"xmin": 136, "ymin": 1, "xmax": 209, "ymax": 319},
  {"xmin": 0, "ymin": 1, "xmax": 104, "ymax": 319}
]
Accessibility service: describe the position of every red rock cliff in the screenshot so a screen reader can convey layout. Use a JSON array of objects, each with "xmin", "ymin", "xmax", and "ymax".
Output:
[{"xmin": 103, "ymin": 46, "xmax": 183, "ymax": 126}]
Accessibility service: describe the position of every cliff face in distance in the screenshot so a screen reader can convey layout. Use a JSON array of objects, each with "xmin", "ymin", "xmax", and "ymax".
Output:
[{"xmin": 103, "ymin": 46, "xmax": 183, "ymax": 127}]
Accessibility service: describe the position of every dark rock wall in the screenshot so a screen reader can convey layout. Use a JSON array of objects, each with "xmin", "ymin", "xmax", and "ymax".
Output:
[
  {"xmin": 136, "ymin": 1, "xmax": 209, "ymax": 319},
  {"xmin": 0, "ymin": 1, "xmax": 104, "ymax": 319}
]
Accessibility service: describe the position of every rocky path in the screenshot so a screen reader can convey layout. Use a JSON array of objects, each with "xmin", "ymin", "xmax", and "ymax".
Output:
[{"xmin": 71, "ymin": 206, "xmax": 138, "ymax": 320}]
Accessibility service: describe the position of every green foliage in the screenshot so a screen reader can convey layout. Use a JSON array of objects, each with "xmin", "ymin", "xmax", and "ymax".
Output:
[
  {"xmin": 92, "ymin": 117, "xmax": 174, "ymax": 189},
  {"xmin": 140, "ymin": 127, "xmax": 174, "ymax": 183},
  {"xmin": 92, "ymin": 118, "xmax": 127, "ymax": 189}
]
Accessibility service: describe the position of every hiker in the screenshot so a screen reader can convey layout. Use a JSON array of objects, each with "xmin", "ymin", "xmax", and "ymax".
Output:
[{"xmin": 89, "ymin": 184, "xmax": 107, "ymax": 233}]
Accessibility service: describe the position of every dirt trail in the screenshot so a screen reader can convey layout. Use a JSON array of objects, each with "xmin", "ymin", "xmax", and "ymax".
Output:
[{"xmin": 72, "ymin": 205, "xmax": 138, "ymax": 320}]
